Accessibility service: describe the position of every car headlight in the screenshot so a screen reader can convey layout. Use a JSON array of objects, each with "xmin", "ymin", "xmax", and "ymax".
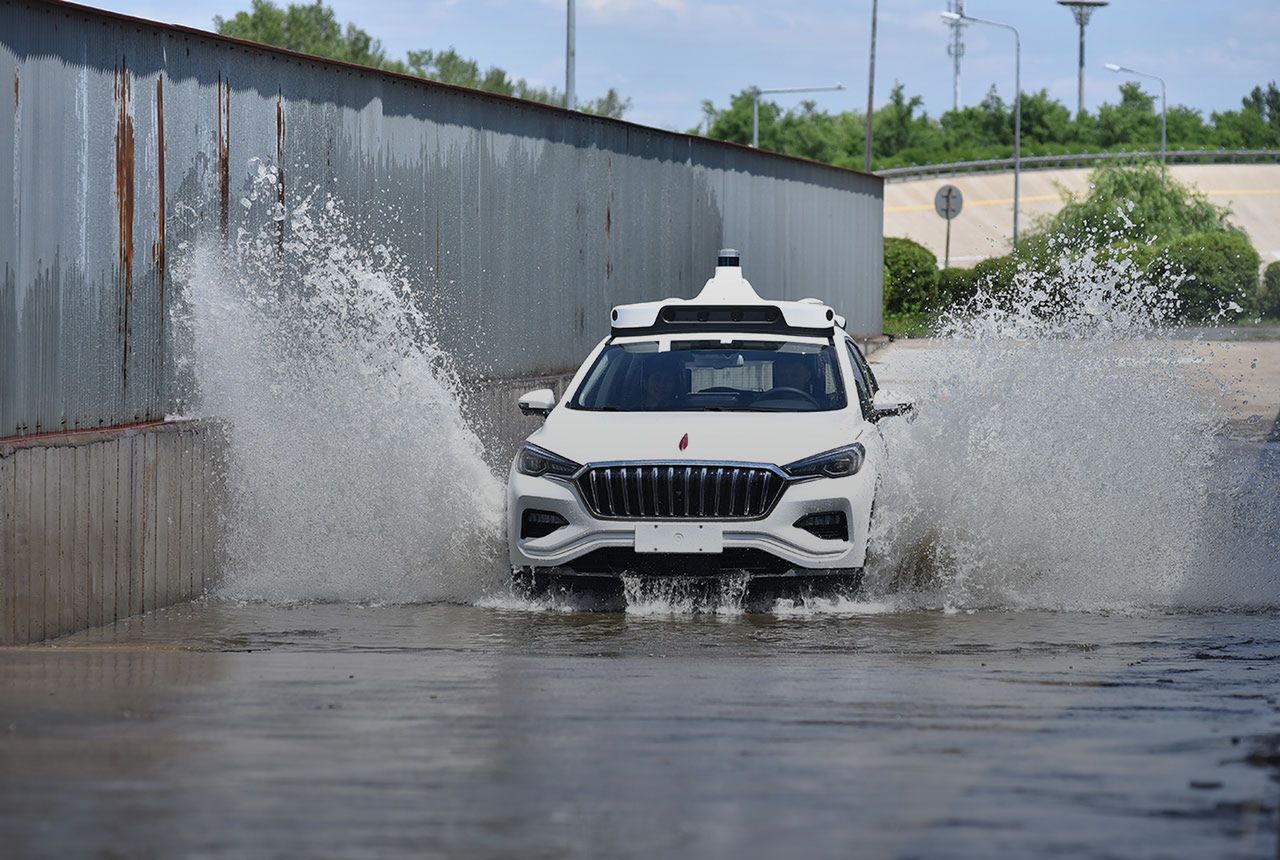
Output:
[
  {"xmin": 516, "ymin": 443, "xmax": 581, "ymax": 480},
  {"xmin": 783, "ymin": 443, "xmax": 865, "ymax": 480}
]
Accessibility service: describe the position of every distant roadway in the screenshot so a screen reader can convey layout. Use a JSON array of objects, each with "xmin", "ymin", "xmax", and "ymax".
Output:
[{"xmin": 884, "ymin": 163, "xmax": 1280, "ymax": 268}]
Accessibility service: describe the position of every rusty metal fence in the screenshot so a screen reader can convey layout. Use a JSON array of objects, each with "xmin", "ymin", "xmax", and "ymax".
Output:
[{"xmin": 0, "ymin": 0, "xmax": 884, "ymax": 440}]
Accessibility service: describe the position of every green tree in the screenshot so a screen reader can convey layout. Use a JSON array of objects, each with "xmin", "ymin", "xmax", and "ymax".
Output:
[
  {"xmin": 1047, "ymin": 162, "xmax": 1240, "ymax": 247},
  {"xmin": 1242, "ymin": 82, "xmax": 1280, "ymax": 132},
  {"xmin": 216, "ymin": 0, "xmax": 392, "ymax": 67},
  {"xmin": 1096, "ymin": 82, "xmax": 1158, "ymax": 148},
  {"xmin": 874, "ymin": 83, "xmax": 929, "ymax": 157},
  {"xmin": 1210, "ymin": 89, "xmax": 1280, "ymax": 149},
  {"xmin": 215, "ymin": 1, "xmax": 630, "ymax": 118},
  {"xmin": 1164, "ymin": 106, "xmax": 1213, "ymax": 148},
  {"xmin": 580, "ymin": 89, "xmax": 633, "ymax": 120},
  {"xmin": 1019, "ymin": 89, "xmax": 1075, "ymax": 146},
  {"xmin": 698, "ymin": 79, "xmax": 1280, "ymax": 169}
]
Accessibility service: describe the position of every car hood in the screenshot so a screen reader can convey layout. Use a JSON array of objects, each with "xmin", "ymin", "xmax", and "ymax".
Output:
[{"xmin": 525, "ymin": 409, "xmax": 865, "ymax": 467}]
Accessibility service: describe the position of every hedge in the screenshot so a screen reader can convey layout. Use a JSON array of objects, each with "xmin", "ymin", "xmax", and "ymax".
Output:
[
  {"xmin": 938, "ymin": 267, "xmax": 979, "ymax": 305},
  {"xmin": 883, "ymin": 237, "xmax": 938, "ymax": 315},
  {"xmin": 969, "ymin": 254, "xmax": 1018, "ymax": 295},
  {"xmin": 1257, "ymin": 261, "xmax": 1280, "ymax": 320},
  {"xmin": 1154, "ymin": 232, "xmax": 1260, "ymax": 322}
]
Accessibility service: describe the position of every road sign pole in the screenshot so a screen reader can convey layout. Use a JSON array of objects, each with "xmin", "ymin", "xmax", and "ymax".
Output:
[{"xmin": 934, "ymin": 184, "xmax": 964, "ymax": 271}]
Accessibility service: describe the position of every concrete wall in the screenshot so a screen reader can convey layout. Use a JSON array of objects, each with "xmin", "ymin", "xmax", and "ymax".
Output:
[{"xmin": 0, "ymin": 421, "xmax": 223, "ymax": 645}]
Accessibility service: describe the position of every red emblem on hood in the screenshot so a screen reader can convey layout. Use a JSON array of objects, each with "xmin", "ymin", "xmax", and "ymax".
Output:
[{"xmin": 679, "ymin": 433, "xmax": 689, "ymax": 451}]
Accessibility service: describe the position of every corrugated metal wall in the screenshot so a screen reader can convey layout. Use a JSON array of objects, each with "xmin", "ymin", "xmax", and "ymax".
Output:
[
  {"xmin": 0, "ymin": 421, "xmax": 226, "ymax": 645},
  {"xmin": 0, "ymin": 0, "xmax": 884, "ymax": 440}
]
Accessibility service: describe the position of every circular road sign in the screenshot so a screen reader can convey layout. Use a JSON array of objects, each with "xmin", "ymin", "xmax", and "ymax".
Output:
[{"xmin": 934, "ymin": 184, "xmax": 964, "ymax": 220}]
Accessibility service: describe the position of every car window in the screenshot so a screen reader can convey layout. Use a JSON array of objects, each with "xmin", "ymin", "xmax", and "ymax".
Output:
[
  {"xmin": 845, "ymin": 341, "xmax": 874, "ymax": 419},
  {"xmin": 570, "ymin": 340, "xmax": 848, "ymax": 412},
  {"xmin": 848, "ymin": 340, "xmax": 879, "ymax": 394}
]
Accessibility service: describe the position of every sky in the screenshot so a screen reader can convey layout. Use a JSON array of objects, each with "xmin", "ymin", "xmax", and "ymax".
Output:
[{"xmin": 105, "ymin": 0, "xmax": 1280, "ymax": 132}]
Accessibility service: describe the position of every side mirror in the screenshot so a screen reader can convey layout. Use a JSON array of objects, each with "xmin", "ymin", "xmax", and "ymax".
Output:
[
  {"xmin": 869, "ymin": 388, "xmax": 915, "ymax": 422},
  {"xmin": 518, "ymin": 388, "xmax": 557, "ymax": 418}
]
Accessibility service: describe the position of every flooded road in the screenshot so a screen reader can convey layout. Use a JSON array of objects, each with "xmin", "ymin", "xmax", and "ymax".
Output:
[
  {"xmin": 9, "ymin": 271, "xmax": 1280, "ymax": 859},
  {"xmin": 2, "ymin": 602, "xmax": 1278, "ymax": 858}
]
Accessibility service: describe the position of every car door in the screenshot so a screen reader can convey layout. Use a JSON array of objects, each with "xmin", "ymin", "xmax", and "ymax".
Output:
[{"xmin": 844, "ymin": 338, "xmax": 887, "ymax": 463}]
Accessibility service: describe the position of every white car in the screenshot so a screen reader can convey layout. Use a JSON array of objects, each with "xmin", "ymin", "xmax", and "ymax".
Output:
[{"xmin": 507, "ymin": 250, "xmax": 911, "ymax": 587}]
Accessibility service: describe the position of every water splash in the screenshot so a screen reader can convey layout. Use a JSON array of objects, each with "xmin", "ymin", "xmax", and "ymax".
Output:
[
  {"xmin": 861, "ymin": 245, "xmax": 1280, "ymax": 612},
  {"xmin": 176, "ymin": 163, "xmax": 505, "ymax": 603},
  {"xmin": 172, "ymin": 164, "xmax": 1277, "ymax": 614},
  {"xmin": 621, "ymin": 574, "xmax": 749, "ymax": 616}
]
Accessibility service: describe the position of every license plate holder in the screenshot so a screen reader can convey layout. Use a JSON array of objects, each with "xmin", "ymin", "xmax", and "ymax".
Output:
[{"xmin": 635, "ymin": 523, "xmax": 724, "ymax": 554}]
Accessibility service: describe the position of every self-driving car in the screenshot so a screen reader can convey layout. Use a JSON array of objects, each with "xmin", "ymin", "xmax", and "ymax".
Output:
[{"xmin": 507, "ymin": 249, "xmax": 911, "ymax": 585}]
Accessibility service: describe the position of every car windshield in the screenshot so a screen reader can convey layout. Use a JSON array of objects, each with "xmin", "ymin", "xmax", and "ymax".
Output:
[{"xmin": 569, "ymin": 339, "xmax": 847, "ymax": 412}]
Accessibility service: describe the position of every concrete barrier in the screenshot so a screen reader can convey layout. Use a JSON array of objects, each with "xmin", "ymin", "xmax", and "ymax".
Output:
[{"xmin": 0, "ymin": 420, "xmax": 224, "ymax": 645}]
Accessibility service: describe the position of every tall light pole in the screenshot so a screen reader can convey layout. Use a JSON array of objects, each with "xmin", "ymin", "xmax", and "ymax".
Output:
[
  {"xmin": 1057, "ymin": 1, "xmax": 1108, "ymax": 118},
  {"xmin": 942, "ymin": 10, "xmax": 1021, "ymax": 249},
  {"xmin": 749, "ymin": 83, "xmax": 846, "ymax": 149},
  {"xmin": 565, "ymin": 0, "xmax": 576, "ymax": 110},
  {"xmin": 1106, "ymin": 63, "xmax": 1167, "ymax": 167},
  {"xmin": 945, "ymin": 0, "xmax": 967, "ymax": 111},
  {"xmin": 865, "ymin": 0, "xmax": 878, "ymax": 171}
]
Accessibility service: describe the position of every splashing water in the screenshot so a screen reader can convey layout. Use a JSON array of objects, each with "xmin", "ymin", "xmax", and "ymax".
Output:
[
  {"xmin": 174, "ymin": 166, "xmax": 1276, "ymax": 614},
  {"xmin": 858, "ymin": 245, "xmax": 1280, "ymax": 612},
  {"xmin": 176, "ymin": 163, "xmax": 505, "ymax": 603}
]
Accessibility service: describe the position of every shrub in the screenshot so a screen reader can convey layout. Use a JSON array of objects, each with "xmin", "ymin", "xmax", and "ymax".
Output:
[
  {"xmin": 938, "ymin": 267, "xmax": 979, "ymax": 305},
  {"xmin": 1154, "ymin": 232, "xmax": 1260, "ymax": 322},
  {"xmin": 969, "ymin": 254, "xmax": 1019, "ymax": 295},
  {"xmin": 883, "ymin": 237, "xmax": 938, "ymax": 315},
  {"xmin": 1097, "ymin": 238, "xmax": 1159, "ymax": 273},
  {"xmin": 1256, "ymin": 261, "xmax": 1280, "ymax": 320}
]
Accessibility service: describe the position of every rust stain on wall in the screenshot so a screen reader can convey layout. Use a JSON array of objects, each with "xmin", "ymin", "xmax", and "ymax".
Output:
[
  {"xmin": 275, "ymin": 88, "xmax": 286, "ymax": 250},
  {"xmin": 216, "ymin": 73, "xmax": 230, "ymax": 240},
  {"xmin": 605, "ymin": 205, "xmax": 611, "ymax": 236},
  {"xmin": 12, "ymin": 73, "xmax": 16, "ymax": 111},
  {"xmin": 152, "ymin": 75, "xmax": 166, "ymax": 300},
  {"xmin": 114, "ymin": 58, "xmax": 136, "ymax": 381}
]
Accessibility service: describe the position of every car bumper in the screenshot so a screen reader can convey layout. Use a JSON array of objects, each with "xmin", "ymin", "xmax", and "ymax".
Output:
[{"xmin": 507, "ymin": 465, "xmax": 873, "ymax": 575}]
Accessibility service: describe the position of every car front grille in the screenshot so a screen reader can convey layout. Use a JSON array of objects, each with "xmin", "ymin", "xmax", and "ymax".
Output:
[{"xmin": 575, "ymin": 464, "xmax": 786, "ymax": 520}]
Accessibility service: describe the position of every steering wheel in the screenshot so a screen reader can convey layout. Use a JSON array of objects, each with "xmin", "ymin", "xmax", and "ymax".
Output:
[
  {"xmin": 754, "ymin": 386, "xmax": 821, "ymax": 408},
  {"xmin": 697, "ymin": 386, "xmax": 741, "ymax": 394}
]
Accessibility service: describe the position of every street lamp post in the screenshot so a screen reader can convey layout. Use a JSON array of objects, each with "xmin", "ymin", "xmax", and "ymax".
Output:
[
  {"xmin": 1105, "ymin": 63, "xmax": 1167, "ymax": 168},
  {"xmin": 941, "ymin": 10, "xmax": 1021, "ymax": 249},
  {"xmin": 565, "ymin": 0, "xmax": 576, "ymax": 110},
  {"xmin": 749, "ymin": 83, "xmax": 846, "ymax": 149},
  {"xmin": 865, "ymin": 0, "xmax": 878, "ymax": 172},
  {"xmin": 1057, "ymin": 1, "xmax": 1108, "ymax": 118}
]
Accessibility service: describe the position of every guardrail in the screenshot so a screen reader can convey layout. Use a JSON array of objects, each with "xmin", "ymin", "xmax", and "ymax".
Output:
[{"xmin": 878, "ymin": 149, "xmax": 1280, "ymax": 181}]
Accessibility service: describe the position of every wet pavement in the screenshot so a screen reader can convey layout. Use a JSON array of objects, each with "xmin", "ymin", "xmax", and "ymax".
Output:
[{"xmin": 2, "ymin": 602, "xmax": 1278, "ymax": 859}]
